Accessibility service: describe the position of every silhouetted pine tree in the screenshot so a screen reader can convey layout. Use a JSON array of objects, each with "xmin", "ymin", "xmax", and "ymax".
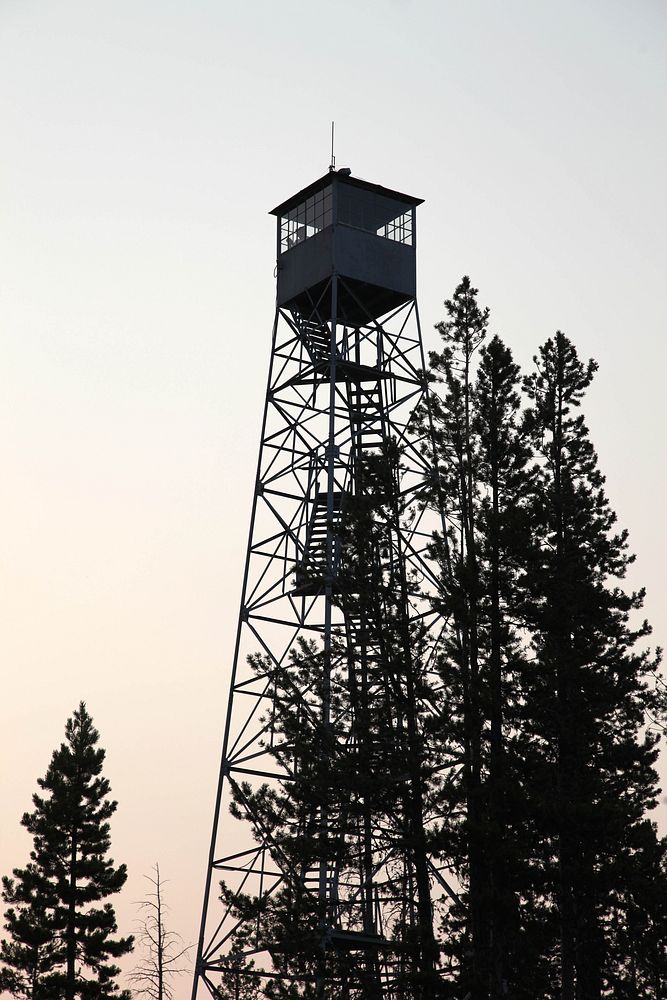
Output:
[
  {"xmin": 1, "ymin": 702, "xmax": 133, "ymax": 1000},
  {"xmin": 472, "ymin": 334, "xmax": 541, "ymax": 997},
  {"xmin": 423, "ymin": 276, "xmax": 489, "ymax": 996},
  {"xmin": 522, "ymin": 332, "xmax": 666, "ymax": 998},
  {"xmin": 421, "ymin": 280, "xmax": 544, "ymax": 998}
]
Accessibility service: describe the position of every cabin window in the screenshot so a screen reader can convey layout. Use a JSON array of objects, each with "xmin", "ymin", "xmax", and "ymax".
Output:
[
  {"xmin": 279, "ymin": 184, "xmax": 414, "ymax": 253},
  {"xmin": 280, "ymin": 187, "xmax": 333, "ymax": 253},
  {"xmin": 337, "ymin": 187, "xmax": 413, "ymax": 246},
  {"xmin": 377, "ymin": 209, "xmax": 413, "ymax": 245}
]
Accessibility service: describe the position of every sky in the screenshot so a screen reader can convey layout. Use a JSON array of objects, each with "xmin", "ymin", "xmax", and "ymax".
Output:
[{"xmin": 1, "ymin": 1, "xmax": 666, "ymax": 997}]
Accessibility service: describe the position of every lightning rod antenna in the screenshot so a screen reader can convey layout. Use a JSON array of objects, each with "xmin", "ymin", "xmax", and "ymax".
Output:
[{"xmin": 330, "ymin": 121, "xmax": 335, "ymax": 172}]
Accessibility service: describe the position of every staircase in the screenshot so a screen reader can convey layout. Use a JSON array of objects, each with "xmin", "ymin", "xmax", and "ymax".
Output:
[
  {"xmin": 297, "ymin": 316, "xmax": 331, "ymax": 364},
  {"xmin": 294, "ymin": 490, "xmax": 343, "ymax": 595},
  {"xmin": 349, "ymin": 384, "xmax": 385, "ymax": 453}
]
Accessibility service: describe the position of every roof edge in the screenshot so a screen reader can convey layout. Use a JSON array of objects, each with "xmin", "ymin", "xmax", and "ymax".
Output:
[{"xmin": 269, "ymin": 171, "xmax": 424, "ymax": 216}]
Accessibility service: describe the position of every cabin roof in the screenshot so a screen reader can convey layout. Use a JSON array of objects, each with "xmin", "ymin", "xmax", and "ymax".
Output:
[{"xmin": 269, "ymin": 171, "xmax": 424, "ymax": 217}]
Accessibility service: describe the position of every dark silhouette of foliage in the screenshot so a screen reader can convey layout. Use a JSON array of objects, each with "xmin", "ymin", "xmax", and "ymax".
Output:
[
  {"xmin": 521, "ymin": 332, "xmax": 667, "ymax": 998},
  {"xmin": 1, "ymin": 702, "xmax": 133, "ymax": 1000},
  {"xmin": 0, "ymin": 875, "xmax": 59, "ymax": 1000},
  {"xmin": 421, "ymin": 279, "xmax": 545, "ymax": 997},
  {"xmin": 418, "ymin": 280, "xmax": 667, "ymax": 999}
]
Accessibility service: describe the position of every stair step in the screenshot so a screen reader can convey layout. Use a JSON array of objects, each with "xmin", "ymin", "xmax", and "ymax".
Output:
[{"xmin": 298, "ymin": 318, "xmax": 331, "ymax": 361}]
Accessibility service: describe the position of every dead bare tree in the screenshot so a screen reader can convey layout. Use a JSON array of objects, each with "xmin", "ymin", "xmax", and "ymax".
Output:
[{"xmin": 128, "ymin": 864, "xmax": 191, "ymax": 1000}]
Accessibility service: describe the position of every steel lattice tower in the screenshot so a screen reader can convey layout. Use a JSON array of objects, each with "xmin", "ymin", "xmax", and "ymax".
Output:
[{"xmin": 193, "ymin": 169, "xmax": 451, "ymax": 1000}]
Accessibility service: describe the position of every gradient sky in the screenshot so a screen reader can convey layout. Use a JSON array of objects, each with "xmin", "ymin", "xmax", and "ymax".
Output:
[{"xmin": 1, "ymin": 2, "xmax": 666, "ymax": 997}]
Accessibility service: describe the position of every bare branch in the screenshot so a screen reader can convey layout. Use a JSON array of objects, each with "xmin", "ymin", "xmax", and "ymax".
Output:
[{"xmin": 129, "ymin": 863, "xmax": 193, "ymax": 1000}]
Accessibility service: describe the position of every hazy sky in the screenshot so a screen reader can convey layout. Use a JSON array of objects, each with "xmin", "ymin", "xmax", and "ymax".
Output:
[{"xmin": 1, "ymin": 2, "xmax": 665, "ymax": 997}]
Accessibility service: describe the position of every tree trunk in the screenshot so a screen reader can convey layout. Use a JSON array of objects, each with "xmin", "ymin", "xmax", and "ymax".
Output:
[
  {"xmin": 30, "ymin": 948, "xmax": 39, "ymax": 1000},
  {"xmin": 389, "ymin": 466, "xmax": 438, "ymax": 995},
  {"xmin": 574, "ymin": 843, "xmax": 602, "ymax": 1000},
  {"xmin": 156, "ymin": 866, "xmax": 164, "ymax": 1000},
  {"xmin": 488, "ymin": 387, "xmax": 507, "ymax": 999},
  {"xmin": 66, "ymin": 832, "xmax": 77, "ymax": 1000},
  {"xmin": 557, "ymin": 673, "xmax": 576, "ymax": 1000},
  {"xmin": 553, "ymin": 371, "xmax": 575, "ymax": 1000},
  {"xmin": 459, "ymin": 456, "xmax": 487, "ymax": 998}
]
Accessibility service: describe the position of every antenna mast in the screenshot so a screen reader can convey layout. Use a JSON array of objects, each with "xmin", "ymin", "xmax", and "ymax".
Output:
[{"xmin": 330, "ymin": 120, "xmax": 335, "ymax": 171}]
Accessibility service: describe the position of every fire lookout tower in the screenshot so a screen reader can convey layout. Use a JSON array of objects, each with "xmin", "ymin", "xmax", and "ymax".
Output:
[{"xmin": 192, "ymin": 168, "xmax": 449, "ymax": 999}]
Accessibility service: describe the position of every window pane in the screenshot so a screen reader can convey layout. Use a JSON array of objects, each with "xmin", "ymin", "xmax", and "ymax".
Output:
[{"xmin": 279, "ymin": 186, "xmax": 334, "ymax": 253}]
